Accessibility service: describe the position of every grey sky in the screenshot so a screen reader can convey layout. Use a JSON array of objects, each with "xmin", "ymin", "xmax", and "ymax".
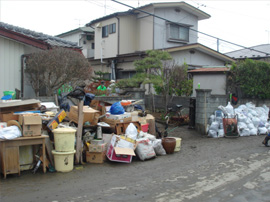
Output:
[{"xmin": 1, "ymin": 0, "xmax": 270, "ymax": 53}]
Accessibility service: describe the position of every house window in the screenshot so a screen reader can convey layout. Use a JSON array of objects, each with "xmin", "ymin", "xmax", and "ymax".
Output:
[
  {"xmin": 109, "ymin": 23, "xmax": 116, "ymax": 34},
  {"xmin": 168, "ymin": 23, "xmax": 189, "ymax": 42},
  {"xmin": 91, "ymin": 43, "xmax": 95, "ymax": 49},
  {"xmin": 102, "ymin": 26, "xmax": 108, "ymax": 38}
]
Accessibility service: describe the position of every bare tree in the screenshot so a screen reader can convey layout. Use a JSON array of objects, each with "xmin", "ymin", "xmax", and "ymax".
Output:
[{"xmin": 25, "ymin": 47, "xmax": 92, "ymax": 96}]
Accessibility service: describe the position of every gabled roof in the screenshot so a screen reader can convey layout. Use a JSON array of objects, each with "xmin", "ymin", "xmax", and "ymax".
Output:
[
  {"xmin": 140, "ymin": 1, "xmax": 210, "ymax": 20},
  {"xmin": 225, "ymin": 44, "xmax": 270, "ymax": 59},
  {"xmin": 86, "ymin": 11, "xmax": 132, "ymax": 26},
  {"xmin": 165, "ymin": 43, "xmax": 235, "ymax": 63},
  {"xmin": 86, "ymin": 1, "xmax": 210, "ymax": 26},
  {"xmin": 188, "ymin": 67, "xmax": 230, "ymax": 73},
  {"xmin": 0, "ymin": 22, "xmax": 80, "ymax": 50},
  {"xmin": 56, "ymin": 27, "xmax": 94, "ymax": 37}
]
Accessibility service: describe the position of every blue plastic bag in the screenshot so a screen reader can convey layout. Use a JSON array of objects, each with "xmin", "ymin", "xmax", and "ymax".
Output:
[{"xmin": 109, "ymin": 102, "xmax": 125, "ymax": 115}]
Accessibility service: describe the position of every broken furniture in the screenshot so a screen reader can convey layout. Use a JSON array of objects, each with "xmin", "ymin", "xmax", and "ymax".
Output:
[{"xmin": 0, "ymin": 135, "xmax": 46, "ymax": 179}]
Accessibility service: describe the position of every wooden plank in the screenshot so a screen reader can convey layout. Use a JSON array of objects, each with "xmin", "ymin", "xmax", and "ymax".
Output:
[
  {"xmin": 0, "ymin": 99, "xmax": 40, "ymax": 108},
  {"xmin": 45, "ymin": 136, "xmax": 54, "ymax": 167},
  {"xmin": 75, "ymin": 100, "xmax": 84, "ymax": 164}
]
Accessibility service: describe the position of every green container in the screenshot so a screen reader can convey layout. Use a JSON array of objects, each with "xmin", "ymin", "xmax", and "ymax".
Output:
[{"xmin": 3, "ymin": 91, "xmax": 16, "ymax": 99}]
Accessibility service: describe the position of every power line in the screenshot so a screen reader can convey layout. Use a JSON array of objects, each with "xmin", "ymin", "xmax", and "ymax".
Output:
[{"xmin": 111, "ymin": 0, "xmax": 270, "ymax": 56}]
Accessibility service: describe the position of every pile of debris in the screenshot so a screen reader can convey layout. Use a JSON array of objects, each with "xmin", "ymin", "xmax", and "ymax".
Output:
[
  {"xmin": 0, "ymin": 91, "xmax": 182, "ymax": 178},
  {"xmin": 207, "ymin": 102, "xmax": 270, "ymax": 138}
]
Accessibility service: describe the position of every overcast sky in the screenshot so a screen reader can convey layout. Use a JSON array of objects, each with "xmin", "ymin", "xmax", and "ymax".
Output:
[{"xmin": 1, "ymin": 0, "xmax": 270, "ymax": 53}]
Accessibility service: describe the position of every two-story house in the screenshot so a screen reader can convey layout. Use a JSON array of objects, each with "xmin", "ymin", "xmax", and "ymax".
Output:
[
  {"xmin": 56, "ymin": 27, "xmax": 95, "ymax": 58},
  {"xmin": 57, "ymin": 2, "xmax": 234, "ymax": 80},
  {"xmin": 84, "ymin": 1, "xmax": 234, "ymax": 80}
]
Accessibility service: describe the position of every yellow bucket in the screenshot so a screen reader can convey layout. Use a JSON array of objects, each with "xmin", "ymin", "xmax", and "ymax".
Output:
[
  {"xmin": 171, "ymin": 137, "xmax": 182, "ymax": 152},
  {"xmin": 52, "ymin": 150, "xmax": 76, "ymax": 172},
  {"xmin": 53, "ymin": 128, "xmax": 76, "ymax": 152}
]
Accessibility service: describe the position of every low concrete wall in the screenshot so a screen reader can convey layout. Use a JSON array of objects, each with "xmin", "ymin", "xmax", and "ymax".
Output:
[
  {"xmin": 195, "ymin": 89, "xmax": 227, "ymax": 135},
  {"xmin": 145, "ymin": 95, "xmax": 190, "ymax": 111}
]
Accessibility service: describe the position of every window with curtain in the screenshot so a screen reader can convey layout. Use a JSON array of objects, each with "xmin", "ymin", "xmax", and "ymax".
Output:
[{"xmin": 168, "ymin": 23, "xmax": 189, "ymax": 42}]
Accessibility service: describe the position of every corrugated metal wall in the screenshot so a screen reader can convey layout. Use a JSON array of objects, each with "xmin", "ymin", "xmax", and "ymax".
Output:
[{"xmin": 0, "ymin": 37, "xmax": 24, "ymax": 98}]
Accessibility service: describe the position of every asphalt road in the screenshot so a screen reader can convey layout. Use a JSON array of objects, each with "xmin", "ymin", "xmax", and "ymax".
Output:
[{"xmin": 1, "ymin": 126, "xmax": 270, "ymax": 202}]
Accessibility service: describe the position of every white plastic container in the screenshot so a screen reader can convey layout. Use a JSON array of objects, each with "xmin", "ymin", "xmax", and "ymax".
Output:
[
  {"xmin": 53, "ymin": 128, "xmax": 76, "ymax": 152},
  {"xmin": 52, "ymin": 150, "xmax": 76, "ymax": 172},
  {"xmin": 171, "ymin": 137, "xmax": 182, "ymax": 152}
]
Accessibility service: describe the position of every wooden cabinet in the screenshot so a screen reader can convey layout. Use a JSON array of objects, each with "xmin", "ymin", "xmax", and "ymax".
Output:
[{"xmin": 0, "ymin": 136, "xmax": 46, "ymax": 179}]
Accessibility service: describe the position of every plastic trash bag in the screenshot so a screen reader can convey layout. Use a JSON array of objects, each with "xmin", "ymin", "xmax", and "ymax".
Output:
[
  {"xmin": 239, "ymin": 128, "xmax": 250, "ymax": 137},
  {"xmin": 0, "ymin": 126, "xmax": 22, "ymax": 140},
  {"xmin": 247, "ymin": 123, "xmax": 255, "ymax": 129},
  {"xmin": 137, "ymin": 131, "xmax": 156, "ymax": 141},
  {"xmin": 252, "ymin": 117, "xmax": 260, "ymax": 128},
  {"xmin": 152, "ymin": 139, "xmax": 166, "ymax": 156},
  {"xmin": 125, "ymin": 123, "xmax": 138, "ymax": 140},
  {"xmin": 209, "ymin": 115, "xmax": 215, "ymax": 125},
  {"xmin": 218, "ymin": 129, "xmax": 224, "ymax": 138},
  {"xmin": 109, "ymin": 102, "xmax": 125, "ymax": 115},
  {"xmin": 210, "ymin": 121, "xmax": 219, "ymax": 132},
  {"xmin": 238, "ymin": 114, "xmax": 247, "ymax": 123},
  {"xmin": 225, "ymin": 102, "xmax": 235, "ymax": 117},
  {"xmin": 135, "ymin": 138, "xmax": 156, "ymax": 161},
  {"xmin": 238, "ymin": 122, "xmax": 247, "ymax": 130},
  {"xmin": 258, "ymin": 127, "xmax": 268, "ymax": 135},
  {"xmin": 208, "ymin": 130, "xmax": 218, "ymax": 138},
  {"xmin": 219, "ymin": 123, "xmax": 224, "ymax": 129},
  {"xmin": 249, "ymin": 128, "xmax": 258, "ymax": 136}
]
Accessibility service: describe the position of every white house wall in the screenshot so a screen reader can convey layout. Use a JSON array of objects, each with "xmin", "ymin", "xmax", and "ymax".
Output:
[
  {"xmin": 119, "ymin": 15, "xmax": 137, "ymax": 54},
  {"xmin": 0, "ymin": 36, "xmax": 42, "ymax": 98},
  {"xmin": 0, "ymin": 37, "xmax": 24, "ymax": 98},
  {"xmin": 136, "ymin": 7, "xmax": 154, "ymax": 51},
  {"xmin": 59, "ymin": 32, "xmax": 80, "ymax": 44},
  {"xmin": 154, "ymin": 8, "xmax": 198, "ymax": 50},
  {"xmin": 59, "ymin": 32, "xmax": 93, "ymax": 58},
  {"xmin": 192, "ymin": 74, "xmax": 227, "ymax": 96},
  {"xmin": 170, "ymin": 50, "xmax": 225, "ymax": 67},
  {"xmin": 94, "ymin": 18, "xmax": 118, "ymax": 60}
]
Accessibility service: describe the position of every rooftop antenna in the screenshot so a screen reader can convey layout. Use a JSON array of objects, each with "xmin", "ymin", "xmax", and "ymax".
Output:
[
  {"xmin": 74, "ymin": 19, "xmax": 81, "ymax": 27},
  {"xmin": 104, "ymin": 0, "xmax": 107, "ymax": 16}
]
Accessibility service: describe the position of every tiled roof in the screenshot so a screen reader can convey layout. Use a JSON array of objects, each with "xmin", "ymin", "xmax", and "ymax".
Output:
[
  {"xmin": 225, "ymin": 44, "xmax": 270, "ymax": 59},
  {"xmin": 56, "ymin": 27, "xmax": 94, "ymax": 37},
  {"xmin": 189, "ymin": 67, "xmax": 230, "ymax": 73},
  {"xmin": 0, "ymin": 22, "xmax": 80, "ymax": 49}
]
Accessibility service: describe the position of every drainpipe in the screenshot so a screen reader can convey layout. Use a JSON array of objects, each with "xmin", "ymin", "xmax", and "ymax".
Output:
[
  {"xmin": 21, "ymin": 55, "xmax": 26, "ymax": 98},
  {"xmin": 115, "ymin": 16, "xmax": 120, "ymax": 80},
  {"xmin": 116, "ymin": 16, "xmax": 120, "ymax": 55}
]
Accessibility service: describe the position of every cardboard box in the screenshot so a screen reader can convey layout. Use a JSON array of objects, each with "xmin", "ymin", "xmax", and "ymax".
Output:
[
  {"xmin": 89, "ymin": 143, "xmax": 107, "ymax": 152},
  {"xmin": 46, "ymin": 109, "xmax": 66, "ymax": 131},
  {"xmin": 139, "ymin": 114, "xmax": 156, "ymax": 135},
  {"xmin": 105, "ymin": 112, "xmax": 131, "ymax": 120},
  {"xmin": 68, "ymin": 106, "xmax": 100, "ymax": 126},
  {"xmin": 86, "ymin": 151, "xmax": 106, "ymax": 163},
  {"xmin": 0, "ymin": 112, "xmax": 19, "ymax": 122},
  {"xmin": 101, "ymin": 117, "xmax": 132, "ymax": 127},
  {"xmin": 106, "ymin": 135, "xmax": 136, "ymax": 163},
  {"xmin": 90, "ymin": 100, "xmax": 112, "ymax": 115},
  {"xmin": 19, "ymin": 114, "xmax": 42, "ymax": 136}
]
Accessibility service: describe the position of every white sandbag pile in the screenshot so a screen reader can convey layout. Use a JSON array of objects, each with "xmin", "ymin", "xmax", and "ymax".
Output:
[{"xmin": 207, "ymin": 102, "xmax": 270, "ymax": 138}]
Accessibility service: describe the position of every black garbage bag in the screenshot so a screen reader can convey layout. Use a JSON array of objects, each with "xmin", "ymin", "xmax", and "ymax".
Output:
[{"xmin": 84, "ymin": 93, "xmax": 95, "ymax": 106}]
